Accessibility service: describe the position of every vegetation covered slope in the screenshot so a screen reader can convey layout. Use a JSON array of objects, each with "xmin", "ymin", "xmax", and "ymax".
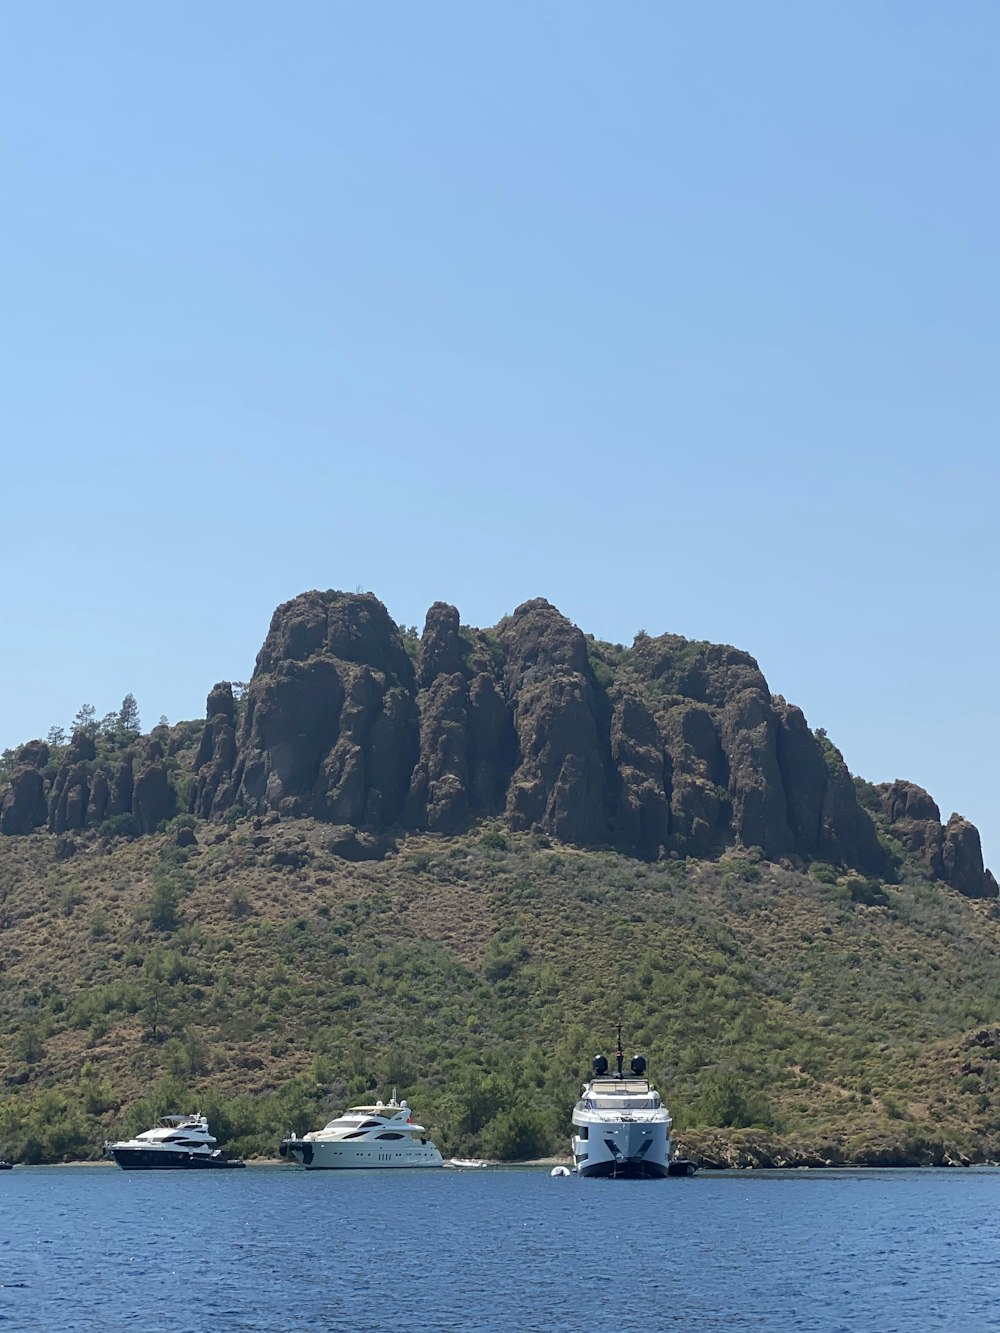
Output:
[{"xmin": 3, "ymin": 814, "xmax": 1000, "ymax": 1166}]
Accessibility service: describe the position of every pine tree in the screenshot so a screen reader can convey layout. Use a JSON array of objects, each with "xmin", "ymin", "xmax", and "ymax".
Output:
[
  {"xmin": 119, "ymin": 693, "xmax": 141, "ymax": 737},
  {"xmin": 72, "ymin": 703, "xmax": 97, "ymax": 737}
]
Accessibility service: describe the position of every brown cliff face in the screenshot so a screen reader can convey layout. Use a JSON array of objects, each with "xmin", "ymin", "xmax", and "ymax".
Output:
[
  {"xmin": 499, "ymin": 600, "xmax": 610, "ymax": 846},
  {"xmin": 216, "ymin": 592, "xmax": 419, "ymax": 825},
  {"xmin": 0, "ymin": 587, "xmax": 994, "ymax": 900},
  {"xmin": 0, "ymin": 742, "xmax": 49, "ymax": 835},
  {"xmin": 190, "ymin": 683, "xmax": 237, "ymax": 818},
  {"xmin": 609, "ymin": 688, "xmax": 671, "ymax": 859},
  {"xmin": 942, "ymin": 814, "xmax": 992, "ymax": 900},
  {"xmin": 404, "ymin": 602, "xmax": 515, "ymax": 833},
  {"xmin": 876, "ymin": 783, "xmax": 996, "ymax": 899},
  {"xmin": 133, "ymin": 739, "xmax": 172, "ymax": 834},
  {"xmin": 877, "ymin": 781, "xmax": 945, "ymax": 879}
]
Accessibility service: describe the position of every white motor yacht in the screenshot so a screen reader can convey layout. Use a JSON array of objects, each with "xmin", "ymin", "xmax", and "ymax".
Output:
[
  {"xmin": 280, "ymin": 1093, "xmax": 443, "ymax": 1170},
  {"xmin": 571, "ymin": 1028, "xmax": 672, "ymax": 1178},
  {"xmin": 105, "ymin": 1114, "xmax": 245, "ymax": 1170}
]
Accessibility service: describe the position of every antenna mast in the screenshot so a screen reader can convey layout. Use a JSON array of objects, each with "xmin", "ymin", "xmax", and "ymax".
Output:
[{"xmin": 615, "ymin": 1021, "xmax": 624, "ymax": 1078}]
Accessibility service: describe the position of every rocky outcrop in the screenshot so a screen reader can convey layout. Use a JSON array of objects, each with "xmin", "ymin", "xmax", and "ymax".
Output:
[
  {"xmin": 815, "ymin": 739, "xmax": 887, "ymax": 876},
  {"xmin": 133, "ymin": 740, "xmax": 171, "ymax": 834},
  {"xmin": 189, "ymin": 683, "xmax": 238, "ymax": 817},
  {"xmin": 720, "ymin": 689, "xmax": 790, "ymax": 856},
  {"xmin": 46, "ymin": 732, "xmax": 96, "ymax": 834},
  {"xmin": 417, "ymin": 602, "xmax": 467, "ymax": 686},
  {"xmin": 1, "ymin": 732, "xmax": 149, "ymax": 837},
  {"xmin": 406, "ymin": 672, "xmax": 472, "ymax": 833},
  {"xmin": 108, "ymin": 756, "xmax": 134, "ymax": 818},
  {"xmin": 942, "ymin": 814, "xmax": 993, "ymax": 899},
  {"xmin": 774, "ymin": 702, "xmax": 827, "ymax": 854},
  {"xmin": 182, "ymin": 589, "xmax": 985, "ymax": 889},
  {"xmin": 877, "ymin": 780, "xmax": 944, "ymax": 878},
  {"xmin": 660, "ymin": 702, "xmax": 727, "ymax": 857},
  {"xmin": 230, "ymin": 592, "xmax": 418, "ymax": 826},
  {"xmin": 87, "ymin": 769, "xmax": 110, "ymax": 827},
  {"xmin": 610, "ymin": 688, "xmax": 670, "ymax": 859},
  {"xmin": 16, "ymin": 740, "xmax": 49, "ymax": 770},
  {"xmin": 877, "ymin": 783, "xmax": 995, "ymax": 898},
  {"xmin": 0, "ymin": 587, "xmax": 993, "ymax": 902},
  {"xmin": 48, "ymin": 765, "xmax": 90, "ymax": 834},
  {"xmin": 499, "ymin": 600, "xmax": 609, "ymax": 846},
  {"xmin": 406, "ymin": 602, "xmax": 516, "ymax": 833},
  {"xmin": 0, "ymin": 741, "xmax": 49, "ymax": 835},
  {"xmin": 255, "ymin": 590, "xmax": 415, "ymax": 685},
  {"xmin": 630, "ymin": 634, "xmax": 768, "ymax": 708},
  {"xmin": 467, "ymin": 673, "xmax": 517, "ymax": 812},
  {"xmin": 323, "ymin": 825, "xmax": 389, "ymax": 861},
  {"xmin": 676, "ymin": 1127, "xmax": 985, "ymax": 1170}
]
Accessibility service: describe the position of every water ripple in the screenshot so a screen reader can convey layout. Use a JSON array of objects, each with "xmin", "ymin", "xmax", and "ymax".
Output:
[{"xmin": 2, "ymin": 1167, "xmax": 1000, "ymax": 1331}]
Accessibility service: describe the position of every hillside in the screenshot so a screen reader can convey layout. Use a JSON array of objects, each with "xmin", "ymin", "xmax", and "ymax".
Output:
[{"xmin": 1, "ymin": 590, "xmax": 998, "ymax": 1165}]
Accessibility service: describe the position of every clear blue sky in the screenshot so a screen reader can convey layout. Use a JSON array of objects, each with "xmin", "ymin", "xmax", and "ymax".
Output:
[{"xmin": 2, "ymin": 3, "xmax": 997, "ymax": 865}]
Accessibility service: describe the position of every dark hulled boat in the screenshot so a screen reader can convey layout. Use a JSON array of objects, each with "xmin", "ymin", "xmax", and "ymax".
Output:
[{"xmin": 105, "ymin": 1114, "xmax": 244, "ymax": 1170}]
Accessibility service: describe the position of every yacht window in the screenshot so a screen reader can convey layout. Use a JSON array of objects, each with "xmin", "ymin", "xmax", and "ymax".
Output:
[
  {"xmin": 578, "ymin": 1126, "xmax": 588, "ymax": 1140},
  {"xmin": 375, "ymin": 1132, "xmax": 405, "ymax": 1140},
  {"xmin": 342, "ymin": 1131, "xmax": 370, "ymax": 1139}
]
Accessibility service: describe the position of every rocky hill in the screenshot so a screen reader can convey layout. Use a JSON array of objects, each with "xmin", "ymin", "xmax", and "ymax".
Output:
[
  {"xmin": 2, "ymin": 591, "xmax": 995, "ymax": 899},
  {"xmin": 1, "ymin": 590, "xmax": 998, "ymax": 1166}
]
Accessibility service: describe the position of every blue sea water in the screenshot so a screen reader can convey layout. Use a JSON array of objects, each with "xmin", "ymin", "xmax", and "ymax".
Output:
[{"xmin": 2, "ymin": 1166, "xmax": 1000, "ymax": 1332}]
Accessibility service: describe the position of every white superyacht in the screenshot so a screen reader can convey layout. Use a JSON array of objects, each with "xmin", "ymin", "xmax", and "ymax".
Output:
[
  {"xmin": 571, "ymin": 1029, "xmax": 672, "ymax": 1178},
  {"xmin": 280, "ymin": 1092, "xmax": 443, "ymax": 1170}
]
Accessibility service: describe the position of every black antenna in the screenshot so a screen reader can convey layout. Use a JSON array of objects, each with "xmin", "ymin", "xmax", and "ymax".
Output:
[{"xmin": 615, "ymin": 1020, "xmax": 624, "ymax": 1078}]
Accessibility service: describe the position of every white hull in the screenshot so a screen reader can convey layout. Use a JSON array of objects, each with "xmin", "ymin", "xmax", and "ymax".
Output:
[
  {"xmin": 571, "ymin": 1069, "xmax": 672, "ymax": 1179},
  {"xmin": 285, "ymin": 1139, "xmax": 443, "ymax": 1170},
  {"xmin": 280, "ymin": 1095, "xmax": 443, "ymax": 1170},
  {"xmin": 572, "ymin": 1119, "xmax": 671, "ymax": 1178}
]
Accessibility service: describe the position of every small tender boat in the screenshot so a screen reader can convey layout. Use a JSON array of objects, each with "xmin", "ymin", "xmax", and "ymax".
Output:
[
  {"xmin": 0, "ymin": 1159, "xmax": 13, "ymax": 1170},
  {"xmin": 446, "ymin": 1157, "xmax": 490, "ymax": 1170},
  {"xmin": 105, "ymin": 1114, "xmax": 245, "ymax": 1170},
  {"xmin": 280, "ymin": 1092, "xmax": 443, "ymax": 1169}
]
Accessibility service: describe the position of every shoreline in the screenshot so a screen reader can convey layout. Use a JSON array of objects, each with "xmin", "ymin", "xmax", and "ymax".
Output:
[{"xmin": 10, "ymin": 1130, "xmax": 999, "ymax": 1172}]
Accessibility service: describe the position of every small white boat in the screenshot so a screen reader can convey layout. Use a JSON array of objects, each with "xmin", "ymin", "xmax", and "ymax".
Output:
[{"xmin": 445, "ymin": 1157, "xmax": 490, "ymax": 1170}]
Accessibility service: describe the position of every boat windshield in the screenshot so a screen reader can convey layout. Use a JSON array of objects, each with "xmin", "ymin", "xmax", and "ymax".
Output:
[{"xmin": 581, "ymin": 1079, "xmax": 662, "ymax": 1111}]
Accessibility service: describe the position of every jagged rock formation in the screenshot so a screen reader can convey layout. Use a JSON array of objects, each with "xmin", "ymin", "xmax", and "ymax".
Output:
[
  {"xmin": 133, "ymin": 739, "xmax": 171, "ymax": 835},
  {"xmin": 877, "ymin": 781, "xmax": 996, "ymax": 900},
  {"xmin": 499, "ymin": 599, "xmax": 609, "ymax": 846},
  {"xmin": 0, "ymin": 729, "xmax": 161, "ymax": 840},
  {"xmin": 879, "ymin": 781, "xmax": 946, "ymax": 878},
  {"xmin": 48, "ymin": 732, "xmax": 96, "ymax": 834},
  {"xmin": 190, "ymin": 683, "xmax": 238, "ymax": 818},
  {"xmin": 0, "ymin": 741, "xmax": 49, "ymax": 835},
  {"xmin": 1, "ymin": 588, "xmax": 994, "ymax": 899}
]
